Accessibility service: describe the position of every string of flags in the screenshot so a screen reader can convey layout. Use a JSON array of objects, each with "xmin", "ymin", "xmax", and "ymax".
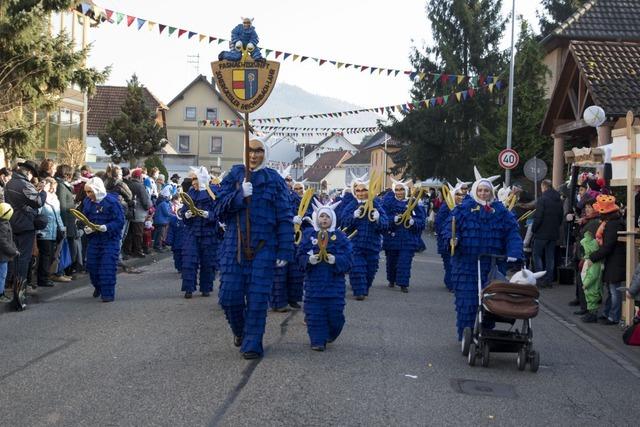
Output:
[
  {"xmin": 199, "ymin": 120, "xmax": 378, "ymax": 135},
  {"xmin": 75, "ymin": 2, "xmax": 499, "ymax": 84}
]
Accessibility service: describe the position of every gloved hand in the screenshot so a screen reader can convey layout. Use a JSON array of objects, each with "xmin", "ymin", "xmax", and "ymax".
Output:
[
  {"xmin": 308, "ymin": 254, "xmax": 320, "ymax": 265},
  {"xmin": 293, "ymin": 215, "xmax": 302, "ymax": 225},
  {"xmin": 184, "ymin": 211, "xmax": 194, "ymax": 219},
  {"xmin": 326, "ymin": 254, "xmax": 336, "ymax": 264},
  {"xmin": 201, "ymin": 211, "xmax": 209, "ymax": 219},
  {"xmin": 506, "ymin": 257, "xmax": 518, "ymax": 263},
  {"xmin": 566, "ymin": 213, "xmax": 574, "ymax": 222},
  {"xmin": 276, "ymin": 259, "xmax": 287, "ymax": 268},
  {"xmin": 84, "ymin": 226, "xmax": 94, "ymax": 235},
  {"xmin": 247, "ymin": 42, "xmax": 255, "ymax": 52},
  {"xmin": 353, "ymin": 208, "xmax": 362, "ymax": 218},
  {"xmin": 242, "ymin": 180, "xmax": 253, "ymax": 197},
  {"xmin": 394, "ymin": 214, "xmax": 402, "ymax": 224},
  {"xmin": 371, "ymin": 209, "xmax": 380, "ymax": 222},
  {"xmin": 219, "ymin": 222, "xmax": 227, "ymax": 232},
  {"xmin": 409, "ymin": 218, "xmax": 415, "ymax": 226},
  {"xmin": 97, "ymin": 225, "xmax": 107, "ymax": 232},
  {"xmin": 235, "ymin": 40, "xmax": 243, "ymax": 50}
]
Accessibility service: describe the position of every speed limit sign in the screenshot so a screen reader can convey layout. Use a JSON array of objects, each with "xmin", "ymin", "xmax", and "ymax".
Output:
[{"xmin": 498, "ymin": 148, "xmax": 519, "ymax": 170}]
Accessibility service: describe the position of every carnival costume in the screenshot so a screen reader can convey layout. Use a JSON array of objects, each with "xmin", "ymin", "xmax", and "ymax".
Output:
[
  {"xmin": 166, "ymin": 213, "xmax": 186, "ymax": 272},
  {"xmin": 443, "ymin": 168, "xmax": 522, "ymax": 340},
  {"xmin": 215, "ymin": 138, "xmax": 293, "ymax": 358},
  {"xmin": 218, "ymin": 18, "xmax": 264, "ymax": 61},
  {"xmin": 298, "ymin": 201, "xmax": 352, "ymax": 350},
  {"xmin": 82, "ymin": 177, "xmax": 125, "ymax": 302},
  {"xmin": 382, "ymin": 181, "xmax": 426, "ymax": 292},
  {"xmin": 179, "ymin": 167, "xmax": 221, "ymax": 298}
]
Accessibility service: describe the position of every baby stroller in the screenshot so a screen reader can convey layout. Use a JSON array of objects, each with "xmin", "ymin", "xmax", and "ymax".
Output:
[{"xmin": 461, "ymin": 255, "xmax": 541, "ymax": 372}]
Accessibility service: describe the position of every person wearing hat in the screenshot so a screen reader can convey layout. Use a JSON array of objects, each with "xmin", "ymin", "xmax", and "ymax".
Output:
[
  {"xmin": 588, "ymin": 195, "xmax": 626, "ymax": 325},
  {"xmin": 82, "ymin": 177, "xmax": 125, "ymax": 302},
  {"xmin": 0, "ymin": 202, "xmax": 20, "ymax": 302},
  {"xmin": 123, "ymin": 168, "xmax": 152, "ymax": 258},
  {"xmin": 4, "ymin": 160, "xmax": 47, "ymax": 283},
  {"xmin": 215, "ymin": 137, "xmax": 294, "ymax": 359}
]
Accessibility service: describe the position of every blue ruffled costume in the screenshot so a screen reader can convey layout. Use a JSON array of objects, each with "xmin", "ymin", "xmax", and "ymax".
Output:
[
  {"xmin": 215, "ymin": 165, "xmax": 293, "ymax": 356},
  {"xmin": 340, "ymin": 198, "xmax": 388, "ymax": 297},
  {"xmin": 434, "ymin": 203, "xmax": 453, "ymax": 290},
  {"xmin": 218, "ymin": 24, "xmax": 263, "ymax": 61},
  {"xmin": 298, "ymin": 228, "xmax": 352, "ymax": 347},
  {"xmin": 381, "ymin": 193, "xmax": 426, "ymax": 288},
  {"xmin": 442, "ymin": 198, "xmax": 522, "ymax": 340},
  {"xmin": 166, "ymin": 214, "xmax": 186, "ymax": 272},
  {"xmin": 179, "ymin": 188, "xmax": 220, "ymax": 295},
  {"xmin": 82, "ymin": 194, "xmax": 125, "ymax": 302}
]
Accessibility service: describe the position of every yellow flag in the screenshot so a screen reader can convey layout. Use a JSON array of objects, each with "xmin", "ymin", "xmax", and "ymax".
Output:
[
  {"xmin": 293, "ymin": 54, "xmax": 300, "ymax": 61},
  {"xmin": 457, "ymin": 75, "xmax": 465, "ymax": 84},
  {"xmin": 488, "ymin": 83, "xmax": 494, "ymax": 93},
  {"xmin": 456, "ymin": 92, "xmax": 462, "ymax": 102},
  {"xmin": 148, "ymin": 21, "xmax": 156, "ymax": 31},
  {"xmin": 337, "ymin": 62, "xmax": 344, "ymax": 68},
  {"xmin": 199, "ymin": 34, "xmax": 206, "ymax": 42},
  {"xmin": 418, "ymin": 72, "xmax": 426, "ymax": 80}
]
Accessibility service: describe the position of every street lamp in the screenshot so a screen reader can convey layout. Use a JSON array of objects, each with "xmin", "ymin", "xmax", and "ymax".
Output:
[{"xmin": 505, "ymin": 0, "xmax": 516, "ymax": 187}]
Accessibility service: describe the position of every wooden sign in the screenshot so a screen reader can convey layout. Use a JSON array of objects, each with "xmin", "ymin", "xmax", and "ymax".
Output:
[{"xmin": 210, "ymin": 60, "xmax": 280, "ymax": 113}]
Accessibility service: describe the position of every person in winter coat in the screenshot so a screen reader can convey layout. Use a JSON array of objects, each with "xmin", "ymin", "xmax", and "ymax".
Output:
[
  {"xmin": 36, "ymin": 178, "xmax": 66, "ymax": 287},
  {"xmin": 532, "ymin": 179, "xmax": 564, "ymax": 288},
  {"xmin": 123, "ymin": 169, "xmax": 152, "ymax": 258},
  {"xmin": 298, "ymin": 200, "xmax": 352, "ymax": 351},
  {"xmin": 0, "ymin": 203, "xmax": 20, "ymax": 302},
  {"xmin": 55, "ymin": 165, "xmax": 81, "ymax": 275},
  {"xmin": 153, "ymin": 186, "xmax": 174, "ymax": 251},
  {"xmin": 382, "ymin": 180, "xmax": 426, "ymax": 293},
  {"xmin": 215, "ymin": 137, "xmax": 293, "ymax": 359},
  {"xmin": 579, "ymin": 231, "xmax": 603, "ymax": 323},
  {"xmin": 588, "ymin": 195, "xmax": 626, "ymax": 325},
  {"xmin": 339, "ymin": 174, "xmax": 388, "ymax": 300},
  {"xmin": 82, "ymin": 177, "xmax": 125, "ymax": 302},
  {"xmin": 569, "ymin": 198, "xmax": 600, "ymax": 316},
  {"xmin": 442, "ymin": 167, "xmax": 523, "ymax": 341}
]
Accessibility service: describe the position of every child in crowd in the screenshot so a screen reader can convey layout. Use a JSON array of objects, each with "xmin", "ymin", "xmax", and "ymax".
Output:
[
  {"xmin": 153, "ymin": 186, "xmax": 173, "ymax": 251},
  {"xmin": 0, "ymin": 203, "xmax": 19, "ymax": 302},
  {"xmin": 143, "ymin": 212, "xmax": 155, "ymax": 255}
]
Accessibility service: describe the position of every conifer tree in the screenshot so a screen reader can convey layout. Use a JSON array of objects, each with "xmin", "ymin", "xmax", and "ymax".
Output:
[{"xmin": 537, "ymin": 0, "xmax": 589, "ymax": 38}]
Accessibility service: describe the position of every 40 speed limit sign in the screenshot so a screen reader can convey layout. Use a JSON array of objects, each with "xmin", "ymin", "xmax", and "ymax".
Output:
[{"xmin": 498, "ymin": 148, "xmax": 519, "ymax": 170}]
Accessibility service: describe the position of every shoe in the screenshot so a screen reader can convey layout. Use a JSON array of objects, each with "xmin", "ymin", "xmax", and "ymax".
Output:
[
  {"xmin": 234, "ymin": 336, "xmax": 243, "ymax": 347},
  {"xmin": 311, "ymin": 345, "xmax": 326, "ymax": 352},
  {"xmin": 242, "ymin": 351, "xmax": 261, "ymax": 360},
  {"xmin": 573, "ymin": 309, "xmax": 588, "ymax": 315},
  {"xmin": 568, "ymin": 299, "xmax": 580, "ymax": 306},
  {"xmin": 201, "ymin": 291, "xmax": 211, "ymax": 297},
  {"xmin": 0, "ymin": 294, "xmax": 11, "ymax": 303},
  {"xmin": 101, "ymin": 298, "xmax": 113, "ymax": 303},
  {"xmin": 39, "ymin": 281, "xmax": 55, "ymax": 287},
  {"xmin": 92, "ymin": 288, "xmax": 100, "ymax": 298},
  {"xmin": 50, "ymin": 275, "xmax": 70, "ymax": 283},
  {"xmin": 131, "ymin": 252, "xmax": 146, "ymax": 258},
  {"xmin": 581, "ymin": 313, "xmax": 597, "ymax": 323},
  {"xmin": 289, "ymin": 302, "xmax": 301, "ymax": 309},
  {"xmin": 400, "ymin": 287, "xmax": 408, "ymax": 293},
  {"xmin": 388, "ymin": 283, "xmax": 395, "ymax": 288},
  {"xmin": 355, "ymin": 295, "xmax": 365, "ymax": 301},
  {"xmin": 600, "ymin": 319, "xmax": 617, "ymax": 325},
  {"xmin": 272, "ymin": 306, "xmax": 289, "ymax": 313},
  {"xmin": 184, "ymin": 292, "xmax": 192, "ymax": 299}
]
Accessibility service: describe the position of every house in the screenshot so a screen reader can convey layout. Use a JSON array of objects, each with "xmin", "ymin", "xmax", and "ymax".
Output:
[
  {"xmin": 301, "ymin": 133, "xmax": 358, "ymax": 167},
  {"xmin": 164, "ymin": 74, "xmax": 245, "ymax": 176},
  {"xmin": 342, "ymin": 150, "xmax": 371, "ymax": 187},
  {"xmin": 86, "ymin": 85, "xmax": 167, "ymax": 169},
  {"xmin": 360, "ymin": 131, "xmax": 404, "ymax": 189},
  {"xmin": 302, "ymin": 150, "xmax": 352, "ymax": 192},
  {"xmin": 540, "ymin": 0, "xmax": 640, "ymax": 187}
]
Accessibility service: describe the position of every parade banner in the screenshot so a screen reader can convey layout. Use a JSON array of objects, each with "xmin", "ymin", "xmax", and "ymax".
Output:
[{"xmin": 211, "ymin": 60, "xmax": 280, "ymax": 113}]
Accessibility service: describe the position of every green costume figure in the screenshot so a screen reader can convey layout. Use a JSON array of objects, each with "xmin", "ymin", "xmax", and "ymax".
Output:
[{"xmin": 580, "ymin": 231, "xmax": 603, "ymax": 313}]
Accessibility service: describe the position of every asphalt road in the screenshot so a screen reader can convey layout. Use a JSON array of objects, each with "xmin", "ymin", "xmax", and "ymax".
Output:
[{"xmin": 1, "ymin": 237, "xmax": 639, "ymax": 426}]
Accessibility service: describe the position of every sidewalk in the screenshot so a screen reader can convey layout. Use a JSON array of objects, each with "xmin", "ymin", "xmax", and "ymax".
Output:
[
  {"xmin": 0, "ymin": 251, "xmax": 172, "ymax": 315},
  {"xmin": 538, "ymin": 281, "xmax": 640, "ymax": 370}
]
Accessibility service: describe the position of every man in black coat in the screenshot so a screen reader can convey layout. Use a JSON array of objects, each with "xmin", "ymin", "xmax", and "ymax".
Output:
[
  {"xmin": 4, "ymin": 161, "xmax": 46, "ymax": 282},
  {"xmin": 532, "ymin": 179, "xmax": 564, "ymax": 288}
]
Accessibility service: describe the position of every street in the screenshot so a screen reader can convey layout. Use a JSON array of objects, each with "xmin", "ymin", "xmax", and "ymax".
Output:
[{"xmin": 1, "ymin": 237, "xmax": 639, "ymax": 427}]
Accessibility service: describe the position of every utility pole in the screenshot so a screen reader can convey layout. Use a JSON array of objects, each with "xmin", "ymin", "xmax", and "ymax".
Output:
[
  {"xmin": 383, "ymin": 134, "xmax": 389, "ymax": 189},
  {"xmin": 505, "ymin": 0, "xmax": 516, "ymax": 187}
]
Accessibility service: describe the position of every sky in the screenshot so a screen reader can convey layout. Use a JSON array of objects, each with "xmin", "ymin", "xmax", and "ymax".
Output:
[{"xmin": 86, "ymin": 0, "xmax": 543, "ymax": 119}]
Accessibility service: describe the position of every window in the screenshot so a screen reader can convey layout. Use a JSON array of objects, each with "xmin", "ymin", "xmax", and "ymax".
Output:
[
  {"xmin": 209, "ymin": 136, "xmax": 223, "ymax": 154},
  {"xmin": 205, "ymin": 108, "xmax": 218, "ymax": 121},
  {"xmin": 178, "ymin": 135, "xmax": 190, "ymax": 153},
  {"xmin": 185, "ymin": 107, "xmax": 196, "ymax": 121}
]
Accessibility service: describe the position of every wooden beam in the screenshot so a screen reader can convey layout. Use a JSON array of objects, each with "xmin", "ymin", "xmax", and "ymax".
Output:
[
  {"xmin": 625, "ymin": 111, "xmax": 637, "ymax": 326},
  {"xmin": 554, "ymin": 118, "xmax": 589, "ymax": 134},
  {"xmin": 568, "ymin": 89, "xmax": 580, "ymax": 120}
]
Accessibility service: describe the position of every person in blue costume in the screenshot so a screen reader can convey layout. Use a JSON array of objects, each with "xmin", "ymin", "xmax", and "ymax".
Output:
[
  {"xmin": 82, "ymin": 177, "xmax": 125, "ymax": 302},
  {"xmin": 443, "ymin": 167, "xmax": 523, "ymax": 340},
  {"xmin": 434, "ymin": 180, "xmax": 469, "ymax": 292},
  {"xmin": 215, "ymin": 137, "xmax": 294, "ymax": 359},
  {"xmin": 298, "ymin": 200, "xmax": 353, "ymax": 351},
  {"xmin": 334, "ymin": 188, "xmax": 355, "ymax": 229},
  {"xmin": 179, "ymin": 166, "xmax": 220, "ymax": 299},
  {"xmin": 382, "ymin": 180, "xmax": 426, "ymax": 293},
  {"xmin": 288, "ymin": 177, "xmax": 316, "ymax": 309},
  {"xmin": 166, "ymin": 213, "xmax": 185, "ymax": 272},
  {"xmin": 339, "ymin": 173, "xmax": 388, "ymax": 300},
  {"xmin": 218, "ymin": 17, "xmax": 265, "ymax": 62}
]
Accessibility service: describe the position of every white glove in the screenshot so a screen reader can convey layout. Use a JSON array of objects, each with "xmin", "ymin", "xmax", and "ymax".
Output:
[
  {"xmin": 293, "ymin": 215, "xmax": 302, "ymax": 225},
  {"xmin": 308, "ymin": 254, "xmax": 320, "ymax": 265},
  {"xmin": 353, "ymin": 208, "xmax": 361, "ymax": 218},
  {"xmin": 507, "ymin": 257, "xmax": 518, "ymax": 263},
  {"xmin": 184, "ymin": 211, "xmax": 193, "ymax": 219},
  {"xmin": 219, "ymin": 222, "xmax": 227, "ymax": 232},
  {"xmin": 235, "ymin": 40, "xmax": 243, "ymax": 50},
  {"xmin": 409, "ymin": 218, "xmax": 415, "ymax": 226},
  {"xmin": 326, "ymin": 254, "xmax": 335, "ymax": 264},
  {"xmin": 566, "ymin": 213, "xmax": 574, "ymax": 222},
  {"xmin": 371, "ymin": 209, "xmax": 380, "ymax": 222},
  {"xmin": 394, "ymin": 214, "xmax": 402, "ymax": 224},
  {"xmin": 242, "ymin": 180, "xmax": 253, "ymax": 197},
  {"xmin": 276, "ymin": 259, "xmax": 287, "ymax": 267},
  {"xmin": 247, "ymin": 42, "xmax": 255, "ymax": 52},
  {"xmin": 201, "ymin": 211, "xmax": 209, "ymax": 219},
  {"xmin": 83, "ymin": 226, "xmax": 94, "ymax": 235}
]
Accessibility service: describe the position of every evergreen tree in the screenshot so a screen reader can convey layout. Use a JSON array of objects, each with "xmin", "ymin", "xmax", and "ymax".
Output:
[
  {"xmin": 0, "ymin": 0, "xmax": 109, "ymax": 158},
  {"xmin": 537, "ymin": 0, "xmax": 589, "ymax": 38},
  {"xmin": 99, "ymin": 74, "xmax": 167, "ymax": 166},
  {"xmin": 144, "ymin": 155, "xmax": 169, "ymax": 181},
  {"xmin": 476, "ymin": 20, "xmax": 552, "ymax": 177},
  {"xmin": 383, "ymin": 0, "xmax": 507, "ymax": 182}
]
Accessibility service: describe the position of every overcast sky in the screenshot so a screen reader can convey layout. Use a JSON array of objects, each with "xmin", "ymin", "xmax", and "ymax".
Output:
[{"xmin": 87, "ymin": 0, "xmax": 542, "ymax": 115}]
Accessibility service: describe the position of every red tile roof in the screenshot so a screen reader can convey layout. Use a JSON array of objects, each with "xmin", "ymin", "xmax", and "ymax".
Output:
[{"xmin": 303, "ymin": 150, "xmax": 352, "ymax": 182}]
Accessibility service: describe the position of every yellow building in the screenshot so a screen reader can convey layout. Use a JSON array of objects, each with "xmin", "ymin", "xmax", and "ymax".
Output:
[{"xmin": 164, "ymin": 75, "xmax": 245, "ymax": 175}]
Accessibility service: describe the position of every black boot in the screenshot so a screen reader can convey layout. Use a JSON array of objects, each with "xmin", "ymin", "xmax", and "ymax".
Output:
[
  {"xmin": 400, "ymin": 287, "xmax": 408, "ymax": 293},
  {"xmin": 234, "ymin": 336, "xmax": 243, "ymax": 347},
  {"xmin": 184, "ymin": 292, "xmax": 192, "ymax": 299},
  {"xmin": 242, "ymin": 351, "xmax": 260, "ymax": 360},
  {"xmin": 388, "ymin": 282, "xmax": 395, "ymax": 288},
  {"xmin": 581, "ymin": 312, "xmax": 597, "ymax": 323},
  {"xmin": 311, "ymin": 345, "xmax": 326, "ymax": 352}
]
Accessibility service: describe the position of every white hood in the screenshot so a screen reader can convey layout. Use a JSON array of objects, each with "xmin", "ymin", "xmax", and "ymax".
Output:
[
  {"xmin": 85, "ymin": 177, "xmax": 107, "ymax": 203},
  {"xmin": 311, "ymin": 200, "xmax": 341, "ymax": 232}
]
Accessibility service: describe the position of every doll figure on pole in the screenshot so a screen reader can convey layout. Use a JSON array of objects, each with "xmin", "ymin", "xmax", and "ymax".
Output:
[{"xmin": 218, "ymin": 17, "xmax": 265, "ymax": 62}]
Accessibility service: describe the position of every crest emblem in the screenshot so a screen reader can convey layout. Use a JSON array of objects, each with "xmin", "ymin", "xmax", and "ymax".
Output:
[
  {"xmin": 211, "ymin": 60, "xmax": 280, "ymax": 113},
  {"xmin": 232, "ymin": 68, "xmax": 258, "ymax": 100}
]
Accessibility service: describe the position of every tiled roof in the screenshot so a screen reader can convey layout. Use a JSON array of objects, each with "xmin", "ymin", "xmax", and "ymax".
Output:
[
  {"xmin": 542, "ymin": 0, "xmax": 640, "ymax": 49},
  {"xmin": 360, "ymin": 131, "xmax": 401, "ymax": 150},
  {"xmin": 303, "ymin": 150, "xmax": 351, "ymax": 182},
  {"xmin": 571, "ymin": 40, "xmax": 640, "ymax": 116},
  {"xmin": 87, "ymin": 86, "xmax": 165, "ymax": 136},
  {"xmin": 342, "ymin": 150, "xmax": 371, "ymax": 165}
]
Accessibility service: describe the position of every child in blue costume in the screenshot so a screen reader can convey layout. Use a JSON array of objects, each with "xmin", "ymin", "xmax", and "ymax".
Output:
[
  {"xmin": 166, "ymin": 213, "xmax": 185, "ymax": 272},
  {"xmin": 382, "ymin": 180, "xmax": 426, "ymax": 293},
  {"xmin": 215, "ymin": 138, "xmax": 294, "ymax": 359},
  {"xmin": 340, "ymin": 174, "xmax": 388, "ymax": 300},
  {"xmin": 298, "ymin": 200, "xmax": 352, "ymax": 351},
  {"xmin": 180, "ymin": 167, "xmax": 220, "ymax": 299},
  {"xmin": 82, "ymin": 177, "xmax": 125, "ymax": 302},
  {"xmin": 288, "ymin": 178, "xmax": 315, "ymax": 308},
  {"xmin": 443, "ymin": 168, "xmax": 522, "ymax": 340},
  {"xmin": 218, "ymin": 17, "xmax": 264, "ymax": 62},
  {"xmin": 153, "ymin": 186, "xmax": 174, "ymax": 251}
]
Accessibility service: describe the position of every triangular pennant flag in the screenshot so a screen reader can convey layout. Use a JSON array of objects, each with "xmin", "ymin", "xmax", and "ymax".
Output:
[
  {"xmin": 188, "ymin": 31, "xmax": 197, "ymax": 39},
  {"xmin": 443, "ymin": 95, "xmax": 449, "ymax": 103},
  {"xmin": 199, "ymin": 34, "xmax": 206, "ymax": 42},
  {"xmin": 488, "ymin": 83, "xmax": 494, "ymax": 93},
  {"xmin": 394, "ymin": 70, "xmax": 400, "ymax": 77},
  {"xmin": 344, "ymin": 63, "xmax": 351, "ymax": 68},
  {"xmin": 105, "ymin": 9, "xmax": 113, "ymax": 20},
  {"xmin": 407, "ymin": 103, "xmax": 414, "ymax": 111},
  {"xmin": 265, "ymin": 49, "xmax": 272, "ymax": 57},
  {"xmin": 217, "ymin": 39, "xmax": 225, "ymax": 44},
  {"xmin": 209, "ymin": 36, "xmax": 216, "ymax": 43},
  {"xmin": 168, "ymin": 26, "xmax": 177, "ymax": 36},
  {"xmin": 457, "ymin": 75, "xmax": 466, "ymax": 84},
  {"xmin": 462, "ymin": 91, "xmax": 468, "ymax": 100},
  {"xmin": 496, "ymin": 81, "xmax": 503, "ymax": 90},
  {"xmin": 430, "ymin": 98, "xmax": 437, "ymax": 107},
  {"xmin": 159, "ymin": 24, "xmax": 166, "ymax": 34},
  {"xmin": 337, "ymin": 62, "xmax": 344, "ymax": 68},
  {"xmin": 370, "ymin": 67, "xmax": 377, "ymax": 74},
  {"xmin": 293, "ymin": 54, "xmax": 300, "ymax": 61},
  {"xmin": 387, "ymin": 69, "xmax": 394, "ymax": 76},
  {"xmin": 467, "ymin": 88, "xmax": 476, "ymax": 97},
  {"xmin": 421, "ymin": 100, "xmax": 428, "ymax": 108},
  {"xmin": 433, "ymin": 73, "xmax": 441, "ymax": 83},
  {"xmin": 136, "ymin": 18, "xmax": 146, "ymax": 30},
  {"xmin": 470, "ymin": 76, "xmax": 478, "ymax": 86},
  {"xmin": 436, "ymin": 96, "xmax": 444, "ymax": 105},
  {"xmin": 311, "ymin": 58, "xmax": 319, "ymax": 63},
  {"xmin": 404, "ymin": 71, "xmax": 411, "ymax": 75},
  {"xmin": 301, "ymin": 56, "xmax": 308, "ymax": 62},
  {"xmin": 448, "ymin": 74, "xmax": 457, "ymax": 85},
  {"xmin": 148, "ymin": 21, "xmax": 156, "ymax": 31},
  {"xmin": 116, "ymin": 13, "xmax": 124, "ymax": 24},
  {"xmin": 486, "ymin": 75, "xmax": 493, "ymax": 84},
  {"xmin": 178, "ymin": 29, "xmax": 187, "ymax": 38},
  {"xmin": 440, "ymin": 74, "xmax": 448, "ymax": 85},
  {"xmin": 284, "ymin": 53, "xmax": 292, "ymax": 60},
  {"xmin": 81, "ymin": 3, "xmax": 91, "ymax": 15},
  {"xmin": 360, "ymin": 66, "xmax": 368, "ymax": 72},
  {"xmin": 275, "ymin": 51, "xmax": 283, "ymax": 58},
  {"xmin": 409, "ymin": 72, "xmax": 417, "ymax": 80},
  {"xmin": 379, "ymin": 68, "xmax": 385, "ymax": 75},
  {"xmin": 456, "ymin": 92, "xmax": 462, "ymax": 102},
  {"xmin": 126, "ymin": 15, "xmax": 135, "ymax": 27},
  {"xmin": 418, "ymin": 72, "xmax": 426, "ymax": 80},
  {"xmin": 319, "ymin": 59, "xmax": 327, "ymax": 66},
  {"xmin": 478, "ymin": 74, "xmax": 485, "ymax": 86}
]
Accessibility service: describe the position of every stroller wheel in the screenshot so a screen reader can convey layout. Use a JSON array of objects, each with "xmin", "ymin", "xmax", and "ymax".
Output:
[
  {"xmin": 468, "ymin": 343, "xmax": 477, "ymax": 367},
  {"xmin": 529, "ymin": 351, "xmax": 540, "ymax": 373},
  {"xmin": 461, "ymin": 327, "xmax": 472, "ymax": 356},
  {"xmin": 516, "ymin": 348, "xmax": 527, "ymax": 371},
  {"xmin": 481, "ymin": 344, "xmax": 490, "ymax": 368}
]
